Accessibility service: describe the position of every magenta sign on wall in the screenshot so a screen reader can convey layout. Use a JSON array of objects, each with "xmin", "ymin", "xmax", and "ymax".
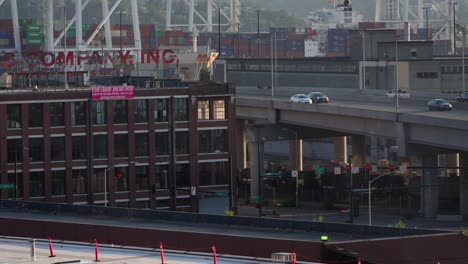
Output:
[{"xmin": 92, "ymin": 86, "xmax": 135, "ymax": 100}]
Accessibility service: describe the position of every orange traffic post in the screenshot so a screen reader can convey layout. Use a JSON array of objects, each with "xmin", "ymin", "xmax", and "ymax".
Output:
[
  {"xmin": 357, "ymin": 257, "xmax": 362, "ymax": 264},
  {"xmin": 212, "ymin": 245, "xmax": 217, "ymax": 264},
  {"xmin": 159, "ymin": 242, "xmax": 165, "ymax": 264},
  {"xmin": 47, "ymin": 236, "xmax": 55, "ymax": 257},
  {"xmin": 291, "ymin": 252, "xmax": 296, "ymax": 264},
  {"xmin": 94, "ymin": 239, "xmax": 99, "ymax": 262}
]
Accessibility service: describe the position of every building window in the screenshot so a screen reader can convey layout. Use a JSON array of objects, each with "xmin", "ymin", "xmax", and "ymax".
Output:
[
  {"xmin": 199, "ymin": 130, "xmax": 211, "ymax": 153},
  {"xmin": 51, "ymin": 137, "xmax": 65, "ymax": 161},
  {"xmin": 72, "ymin": 169, "xmax": 87, "ymax": 194},
  {"xmin": 7, "ymin": 104, "xmax": 21, "ymax": 128},
  {"xmin": 134, "ymin": 99, "xmax": 147, "ymax": 123},
  {"xmin": 114, "ymin": 134, "xmax": 129, "ymax": 158},
  {"xmin": 199, "ymin": 163, "xmax": 212, "ymax": 185},
  {"xmin": 29, "ymin": 138, "xmax": 44, "ymax": 162},
  {"xmin": 7, "ymin": 138, "xmax": 23, "ymax": 163},
  {"xmin": 28, "ymin": 104, "xmax": 43, "ymax": 128},
  {"xmin": 214, "ymin": 129, "xmax": 227, "ymax": 152},
  {"xmin": 7, "ymin": 172, "xmax": 22, "ymax": 199},
  {"xmin": 154, "ymin": 99, "xmax": 168, "ymax": 122},
  {"xmin": 72, "ymin": 136, "xmax": 87, "ymax": 160},
  {"xmin": 176, "ymin": 164, "xmax": 190, "ymax": 187},
  {"xmin": 113, "ymin": 100, "xmax": 127, "ymax": 124},
  {"xmin": 93, "ymin": 101, "xmax": 107, "ymax": 125},
  {"xmin": 410, "ymin": 48, "xmax": 417, "ymax": 58},
  {"xmin": 135, "ymin": 133, "xmax": 148, "ymax": 157},
  {"xmin": 156, "ymin": 165, "xmax": 168, "ymax": 188},
  {"xmin": 175, "ymin": 98, "xmax": 188, "ymax": 121},
  {"xmin": 197, "ymin": 100, "xmax": 210, "ymax": 120},
  {"xmin": 215, "ymin": 162, "xmax": 228, "ymax": 184},
  {"xmin": 115, "ymin": 167, "xmax": 128, "ymax": 192},
  {"xmin": 71, "ymin": 101, "xmax": 86, "ymax": 126},
  {"xmin": 417, "ymin": 72, "xmax": 438, "ymax": 78},
  {"xmin": 51, "ymin": 170, "xmax": 66, "ymax": 196},
  {"xmin": 213, "ymin": 100, "xmax": 226, "ymax": 120},
  {"xmin": 29, "ymin": 171, "xmax": 44, "ymax": 197},
  {"xmin": 135, "ymin": 166, "xmax": 149, "ymax": 190},
  {"xmin": 94, "ymin": 168, "xmax": 105, "ymax": 193},
  {"xmin": 50, "ymin": 102, "xmax": 64, "ymax": 127},
  {"xmin": 93, "ymin": 135, "xmax": 107, "ymax": 159},
  {"xmin": 155, "ymin": 132, "xmax": 169, "ymax": 156},
  {"xmin": 176, "ymin": 131, "xmax": 189, "ymax": 154}
]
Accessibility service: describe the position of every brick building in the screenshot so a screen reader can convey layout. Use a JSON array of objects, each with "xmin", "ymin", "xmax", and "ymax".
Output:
[{"xmin": 0, "ymin": 81, "xmax": 236, "ymax": 211}]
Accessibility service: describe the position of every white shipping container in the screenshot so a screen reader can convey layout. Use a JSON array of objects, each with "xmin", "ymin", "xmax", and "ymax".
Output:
[{"xmin": 111, "ymin": 30, "xmax": 127, "ymax": 37}]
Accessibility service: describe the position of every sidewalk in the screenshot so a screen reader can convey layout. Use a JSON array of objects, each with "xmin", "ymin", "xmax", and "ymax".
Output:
[{"xmin": 237, "ymin": 201, "xmax": 468, "ymax": 231}]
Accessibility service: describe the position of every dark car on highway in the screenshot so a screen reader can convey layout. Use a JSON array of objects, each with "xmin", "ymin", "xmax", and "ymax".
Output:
[
  {"xmin": 428, "ymin": 99, "xmax": 452, "ymax": 111},
  {"xmin": 456, "ymin": 92, "xmax": 468, "ymax": 102},
  {"xmin": 307, "ymin": 92, "xmax": 330, "ymax": 103}
]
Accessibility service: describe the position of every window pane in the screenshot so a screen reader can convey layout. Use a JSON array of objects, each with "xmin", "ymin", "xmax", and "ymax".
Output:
[
  {"xmin": 215, "ymin": 162, "xmax": 228, "ymax": 184},
  {"xmin": 115, "ymin": 167, "xmax": 128, "ymax": 191},
  {"xmin": 7, "ymin": 138, "xmax": 23, "ymax": 163},
  {"xmin": 156, "ymin": 165, "xmax": 168, "ymax": 188},
  {"xmin": 51, "ymin": 170, "xmax": 66, "ymax": 195},
  {"xmin": 214, "ymin": 130, "xmax": 227, "ymax": 152},
  {"xmin": 175, "ymin": 98, "xmax": 188, "ymax": 121},
  {"xmin": 135, "ymin": 133, "xmax": 148, "ymax": 157},
  {"xmin": 134, "ymin": 99, "xmax": 147, "ymax": 123},
  {"xmin": 93, "ymin": 135, "xmax": 107, "ymax": 159},
  {"xmin": 7, "ymin": 172, "xmax": 22, "ymax": 199},
  {"xmin": 72, "ymin": 169, "xmax": 87, "ymax": 194},
  {"xmin": 71, "ymin": 101, "xmax": 86, "ymax": 126},
  {"xmin": 155, "ymin": 132, "xmax": 169, "ymax": 156},
  {"xmin": 199, "ymin": 130, "xmax": 211, "ymax": 153},
  {"xmin": 199, "ymin": 163, "xmax": 212, "ymax": 185},
  {"xmin": 214, "ymin": 100, "xmax": 226, "ymax": 120},
  {"xmin": 113, "ymin": 100, "xmax": 127, "ymax": 124},
  {"xmin": 72, "ymin": 136, "xmax": 87, "ymax": 160},
  {"xmin": 135, "ymin": 166, "xmax": 149, "ymax": 190},
  {"xmin": 7, "ymin": 104, "xmax": 21, "ymax": 128},
  {"xmin": 50, "ymin": 102, "xmax": 64, "ymax": 127},
  {"xmin": 154, "ymin": 99, "xmax": 168, "ymax": 122},
  {"xmin": 114, "ymin": 134, "xmax": 129, "ymax": 158},
  {"xmin": 197, "ymin": 100, "xmax": 210, "ymax": 120},
  {"xmin": 176, "ymin": 131, "xmax": 189, "ymax": 154},
  {"xmin": 29, "ymin": 171, "xmax": 44, "ymax": 197},
  {"xmin": 94, "ymin": 168, "xmax": 105, "ymax": 193},
  {"xmin": 176, "ymin": 164, "xmax": 190, "ymax": 187},
  {"xmin": 29, "ymin": 138, "xmax": 44, "ymax": 162},
  {"xmin": 51, "ymin": 137, "xmax": 65, "ymax": 161},
  {"xmin": 28, "ymin": 104, "xmax": 43, "ymax": 128},
  {"xmin": 93, "ymin": 101, "xmax": 107, "ymax": 125}
]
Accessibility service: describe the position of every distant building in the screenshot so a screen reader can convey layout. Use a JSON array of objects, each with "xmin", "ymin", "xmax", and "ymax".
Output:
[{"xmin": 0, "ymin": 81, "xmax": 236, "ymax": 211}]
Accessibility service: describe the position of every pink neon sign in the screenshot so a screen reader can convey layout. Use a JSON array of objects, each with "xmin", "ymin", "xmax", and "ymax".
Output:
[{"xmin": 92, "ymin": 86, "xmax": 134, "ymax": 100}]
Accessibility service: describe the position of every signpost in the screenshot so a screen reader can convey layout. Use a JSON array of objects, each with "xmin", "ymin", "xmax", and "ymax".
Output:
[{"xmin": 0, "ymin": 184, "xmax": 15, "ymax": 189}]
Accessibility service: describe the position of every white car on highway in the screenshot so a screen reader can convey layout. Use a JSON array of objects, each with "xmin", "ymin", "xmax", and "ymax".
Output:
[
  {"xmin": 290, "ymin": 94, "xmax": 312, "ymax": 104},
  {"xmin": 385, "ymin": 89, "xmax": 410, "ymax": 98}
]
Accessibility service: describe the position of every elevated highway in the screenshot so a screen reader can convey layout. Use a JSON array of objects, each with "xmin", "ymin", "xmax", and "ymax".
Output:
[{"xmin": 234, "ymin": 86, "xmax": 468, "ymax": 219}]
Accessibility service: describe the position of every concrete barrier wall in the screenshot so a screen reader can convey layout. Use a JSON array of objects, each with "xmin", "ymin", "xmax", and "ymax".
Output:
[{"xmin": 0, "ymin": 201, "xmax": 448, "ymax": 238}]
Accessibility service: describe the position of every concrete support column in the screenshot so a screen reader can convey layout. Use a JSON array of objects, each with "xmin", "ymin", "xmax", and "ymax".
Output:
[
  {"xmin": 395, "ymin": 122, "xmax": 408, "ymax": 163},
  {"xmin": 422, "ymin": 155, "xmax": 439, "ymax": 218},
  {"xmin": 289, "ymin": 139, "xmax": 303, "ymax": 171},
  {"xmin": 236, "ymin": 120, "xmax": 246, "ymax": 171},
  {"xmin": 333, "ymin": 136, "xmax": 347, "ymax": 163},
  {"xmin": 351, "ymin": 135, "xmax": 366, "ymax": 167},
  {"xmin": 248, "ymin": 141, "xmax": 264, "ymax": 202},
  {"xmin": 460, "ymin": 153, "xmax": 468, "ymax": 220}
]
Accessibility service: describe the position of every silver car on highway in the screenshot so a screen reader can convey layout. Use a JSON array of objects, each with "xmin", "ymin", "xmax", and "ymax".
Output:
[{"xmin": 290, "ymin": 94, "xmax": 312, "ymax": 104}]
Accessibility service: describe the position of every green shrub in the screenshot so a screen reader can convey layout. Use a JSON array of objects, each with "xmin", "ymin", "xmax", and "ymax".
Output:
[
  {"xmin": 224, "ymin": 210, "xmax": 235, "ymax": 216},
  {"xmin": 388, "ymin": 219, "xmax": 406, "ymax": 228},
  {"xmin": 313, "ymin": 215, "xmax": 324, "ymax": 222}
]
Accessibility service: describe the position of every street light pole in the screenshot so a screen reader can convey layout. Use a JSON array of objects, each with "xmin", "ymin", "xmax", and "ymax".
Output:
[
  {"xmin": 423, "ymin": 4, "xmax": 431, "ymax": 42},
  {"xmin": 14, "ymin": 148, "xmax": 18, "ymax": 200},
  {"xmin": 294, "ymin": 131, "xmax": 298, "ymax": 208},
  {"xmin": 451, "ymin": 1, "xmax": 459, "ymax": 54},
  {"xmin": 368, "ymin": 174, "xmax": 386, "ymax": 225},
  {"xmin": 118, "ymin": 10, "xmax": 126, "ymax": 74},
  {"xmin": 256, "ymin": 8, "xmax": 260, "ymax": 57},
  {"xmin": 218, "ymin": 6, "xmax": 221, "ymax": 57},
  {"xmin": 360, "ymin": 30, "xmax": 366, "ymax": 92},
  {"xmin": 395, "ymin": 39, "xmax": 399, "ymax": 117},
  {"xmin": 463, "ymin": 26, "xmax": 466, "ymax": 95}
]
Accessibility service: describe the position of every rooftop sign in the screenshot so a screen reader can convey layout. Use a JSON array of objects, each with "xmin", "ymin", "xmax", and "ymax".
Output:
[{"xmin": 92, "ymin": 86, "xmax": 134, "ymax": 100}]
